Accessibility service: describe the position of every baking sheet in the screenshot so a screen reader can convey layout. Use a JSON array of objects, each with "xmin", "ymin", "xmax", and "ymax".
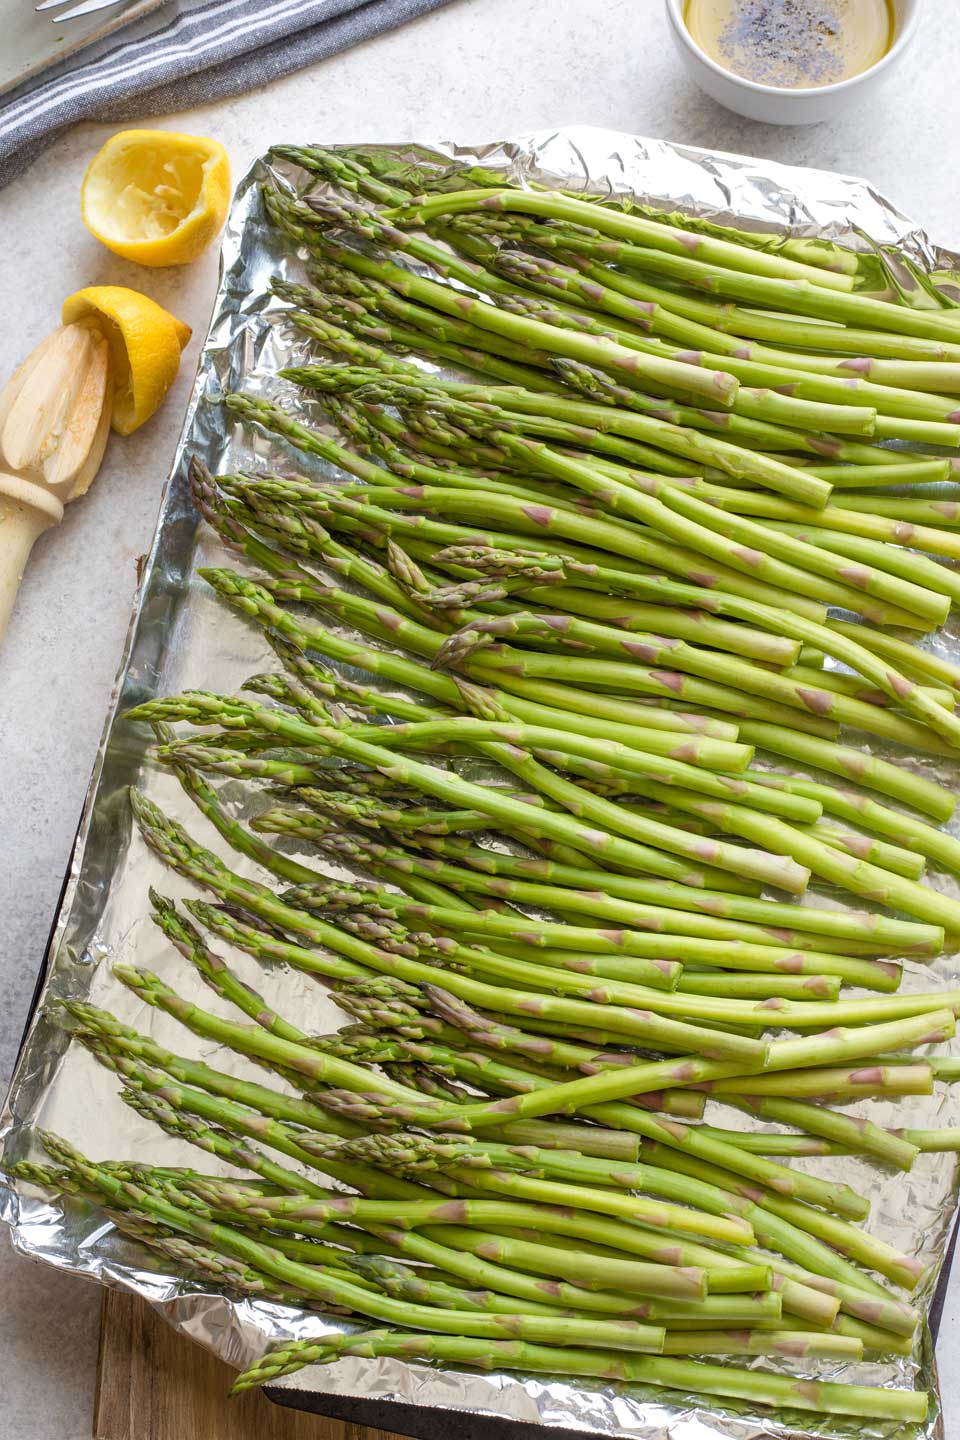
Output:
[
  {"xmin": 0, "ymin": 0, "xmax": 169, "ymax": 99},
  {"xmin": 3, "ymin": 126, "xmax": 960, "ymax": 1440}
]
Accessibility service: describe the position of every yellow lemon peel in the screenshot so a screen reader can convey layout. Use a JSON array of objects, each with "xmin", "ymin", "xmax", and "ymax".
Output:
[{"xmin": 62, "ymin": 286, "xmax": 191, "ymax": 436}]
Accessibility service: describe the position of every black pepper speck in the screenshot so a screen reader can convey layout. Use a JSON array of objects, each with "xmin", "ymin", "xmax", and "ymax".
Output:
[{"xmin": 718, "ymin": 0, "xmax": 850, "ymax": 86}]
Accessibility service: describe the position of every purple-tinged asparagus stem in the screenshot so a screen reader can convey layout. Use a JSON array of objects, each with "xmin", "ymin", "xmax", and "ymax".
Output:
[{"xmin": 228, "ymin": 1326, "xmax": 926, "ymax": 1418}]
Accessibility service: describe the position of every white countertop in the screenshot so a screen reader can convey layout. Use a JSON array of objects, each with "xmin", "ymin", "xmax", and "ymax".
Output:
[{"xmin": 1, "ymin": 0, "xmax": 958, "ymax": 1433}]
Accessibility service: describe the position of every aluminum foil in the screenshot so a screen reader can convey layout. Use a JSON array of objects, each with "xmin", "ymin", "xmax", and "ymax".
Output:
[{"xmin": 3, "ymin": 126, "xmax": 960, "ymax": 1440}]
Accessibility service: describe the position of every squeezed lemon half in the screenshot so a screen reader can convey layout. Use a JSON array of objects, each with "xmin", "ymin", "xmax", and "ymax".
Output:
[
  {"xmin": 62, "ymin": 286, "xmax": 191, "ymax": 435},
  {"xmin": 81, "ymin": 129, "xmax": 231, "ymax": 267}
]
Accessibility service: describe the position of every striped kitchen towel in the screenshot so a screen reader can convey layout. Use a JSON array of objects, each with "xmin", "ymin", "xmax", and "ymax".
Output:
[{"xmin": 0, "ymin": 0, "xmax": 454, "ymax": 187}]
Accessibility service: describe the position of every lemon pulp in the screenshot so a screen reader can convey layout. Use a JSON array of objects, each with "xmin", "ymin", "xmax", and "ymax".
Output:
[
  {"xmin": 85, "ymin": 145, "xmax": 211, "ymax": 243},
  {"xmin": 81, "ymin": 129, "xmax": 231, "ymax": 267},
  {"xmin": 683, "ymin": 0, "xmax": 894, "ymax": 89}
]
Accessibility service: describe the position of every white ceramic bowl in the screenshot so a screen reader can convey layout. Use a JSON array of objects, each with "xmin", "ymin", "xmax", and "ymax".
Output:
[{"xmin": 664, "ymin": 0, "xmax": 923, "ymax": 125}]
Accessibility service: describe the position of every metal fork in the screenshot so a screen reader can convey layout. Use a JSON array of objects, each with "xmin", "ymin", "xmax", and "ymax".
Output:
[{"xmin": 35, "ymin": 0, "xmax": 134, "ymax": 22}]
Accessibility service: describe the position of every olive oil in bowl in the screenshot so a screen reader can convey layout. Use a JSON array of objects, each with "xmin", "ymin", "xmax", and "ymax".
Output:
[{"xmin": 683, "ymin": 0, "xmax": 895, "ymax": 89}]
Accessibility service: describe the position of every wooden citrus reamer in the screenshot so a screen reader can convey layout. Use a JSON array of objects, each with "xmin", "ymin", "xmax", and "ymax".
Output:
[{"xmin": 0, "ymin": 321, "xmax": 113, "ymax": 642}]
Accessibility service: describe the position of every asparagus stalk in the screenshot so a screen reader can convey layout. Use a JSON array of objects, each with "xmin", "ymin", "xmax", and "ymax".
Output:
[
  {"xmin": 131, "ymin": 681, "xmax": 800, "ymax": 894},
  {"xmin": 729, "ymin": 1095, "xmax": 919, "ymax": 1171},
  {"xmin": 249, "ymin": 711, "xmax": 815, "ymax": 825},
  {"xmin": 115, "ymin": 1082, "xmax": 335, "ymax": 1200},
  {"xmin": 402, "ymin": 190, "xmax": 857, "ymax": 289},
  {"xmin": 148, "ymin": 891, "xmax": 314, "ymax": 1044},
  {"xmin": 411, "ymin": 824, "xmax": 932, "ymax": 953},
  {"xmin": 324, "ymin": 1001, "xmax": 869, "ymax": 1221},
  {"xmin": 343, "ymin": 1247, "xmax": 706, "ymax": 1316},
  {"xmin": 292, "ymin": 1000, "xmax": 955, "ymax": 1135},
  {"xmin": 741, "ymin": 770, "xmax": 960, "ymax": 874},
  {"xmin": 349, "ymin": 384, "xmax": 946, "ymax": 631},
  {"xmin": 345, "ymin": 375, "xmax": 833, "ymax": 510},
  {"xmin": 696, "ymin": 1064, "xmax": 933, "ymax": 1102},
  {"xmin": 282, "ymin": 877, "xmax": 900, "ymax": 998},
  {"xmin": 491, "ymin": 281, "xmax": 952, "ymax": 444},
  {"xmin": 272, "ymin": 818, "xmax": 910, "ymax": 958},
  {"xmin": 734, "ymin": 719, "xmax": 955, "ymax": 822},
  {"xmin": 656, "ymin": 1330, "xmax": 861, "ymax": 1358},
  {"xmin": 289, "ymin": 1013, "xmax": 955, "ymax": 1134},
  {"xmin": 241, "ymin": 554, "xmax": 838, "ymax": 745},
  {"xmin": 28, "ymin": 1138, "xmax": 668, "ymax": 1353},
  {"xmin": 829, "ymin": 621, "xmax": 960, "ymax": 697},
  {"xmin": 623, "ymin": 778, "xmax": 960, "ymax": 931},
  {"xmin": 765, "ymin": 521, "xmax": 960, "ymax": 609},
  {"xmin": 201, "ymin": 547, "xmax": 763, "ymax": 769},
  {"xmin": 802, "ymin": 460, "xmax": 953, "ymax": 484},
  {"xmin": 638, "ymin": 1141, "xmax": 925, "ymax": 1290},
  {"xmin": 307, "ymin": 1131, "xmax": 773, "ymax": 1233},
  {"xmin": 712, "ymin": 490, "xmax": 960, "ymax": 563},
  {"xmin": 143, "ymin": 899, "xmax": 781, "ymax": 1065},
  {"xmin": 322, "ymin": 1022, "xmax": 705, "ymax": 1122},
  {"xmin": 58, "ymin": 1009, "xmax": 659, "ymax": 1180},
  {"xmin": 422, "ymin": 543, "xmax": 958, "ymax": 807},
  {"xmin": 341, "ymin": 1237, "xmax": 708, "ymax": 1321},
  {"xmin": 429, "ymin": 611, "xmax": 950, "ymax": 749},
  {"xmin": 56, "ymin": 1002, "xmax": 367, "ymax": 1139},
  {"xmin": 179, "ymin": 1168, "xmax": 755, "ymax": 1249},
  {"xmin": 287, "ymin": 193, "xmax": 744, "ymax": 407},
  {"xmin": 488, "ymin": 252, "xmax": 874, "ymax": 430},
  {"xmin": 228, "ymin": 1327, "xmax": 926, "ymax": 1420},
  {"xmin": 682, "ymin": 1125, "xmax": 960, "ymax": 1157},
  {"xmin": 140, "ymin": 1138, "xmax": 719, "ymax": 1319},
  {"xmin": 380, "ymin": 189, "xmax": 950, "ymax": 341},
  {"xmin": 530, "ymin": 244, "xmax": 960, "ymax": 363},
  {"xmin": 126, "ymin": 801, "xmax": 768, "ymax": 1059},
  {"xmin": 222, "ymin": 417, "xmax": 827, "ymax": 621}
]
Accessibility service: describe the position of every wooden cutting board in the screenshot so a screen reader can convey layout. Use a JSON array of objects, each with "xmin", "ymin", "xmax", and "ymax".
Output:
[{"xmin": 94, "ymin": 1289, "xmax": 403, "ymax": 1440}]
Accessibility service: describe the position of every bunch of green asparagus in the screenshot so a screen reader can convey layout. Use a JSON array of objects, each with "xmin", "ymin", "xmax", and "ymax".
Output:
[{"xmin": 18, "ymin": 145, "xmax": 960, "ymax": 1424}]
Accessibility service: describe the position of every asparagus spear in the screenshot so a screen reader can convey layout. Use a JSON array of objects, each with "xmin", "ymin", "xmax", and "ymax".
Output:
[
  {"xmin": 516, "ymin": 236, "xmax": 958, "ymax": 363},
  {"xmin": 383, "ymin": 188, "xmax": 952, "ymax": 343},
  {"xmin": 733, "ymin": 719, "xmax": 954, "ymax": 822},
  {"xmin": 26, "ymin": 1137, "xmax": 668, "ymax": 1353},
  {"xmin": 712, "ymin": 489, "xmax": 960, "ymax": 563},
  {"xmin": 396, "ymin": 189, "xmax": 857, "ymax": 290},
  {"xmin": 122, "ymin": 800, "xmax": 773, "ymax": 1062},
  {"xmin": 221, "ymin": 410, "xmax": 826, "ymax": 620},
  {"xmin": 319, "ymin": 1011, "xmax": 869, "ymax": 1222},
  {"xmin": 286, "ymin": 193, "xmax": 744, "ymax": 409},
  {"xmin": 198, "ymin": 544, "xmax": 764, "ymax": 768},
  {"xmin": 620, "ymin": 779, "xmax": 960, "ymax": 931},
  {"xmin": 131, "ymin": 682, "xmax": 803, "ymax": 894},
  {"xmin": 123, "ymin": 1098, "xmax": 725, "ymax": 1316},
  {"xmin": 728, "ymin": 1095, "xmax": 919, "ymax": 1171},
  {"xmin": 428, "ymin": 611, "xmax": 952, "ymax": 749},
  {"xmin": 228, "ymin": 1327, "xmax": 926, "ymax": 1420},
  {"xmin": 343, "ymin": 381, "xmax": 944, "ymax": 631},
  {"xmin": 638, "ymin": 1140, "xmax": 924, "ymax": 1290},
  {"xmin": 345, "ymin": 1246, "xmax": 708, "ymax": 1312},
  {"xmin": 280, "ymin": 877, "xmax": 899, "ymax": 997},
  {"xmin": 308, "ymin": 1002, "xmax": 955, "ymax": 1134},
  {"xmin": 258, "ymin": 814, "xmax": 903, "ymax": 958},
  {"xmin": 694, "ymin": 1064, "xmax": 933, "ymax": 1102},
  {"xmin": 736, "ymin": 770, "xmax": 960, "ymax": 872}
]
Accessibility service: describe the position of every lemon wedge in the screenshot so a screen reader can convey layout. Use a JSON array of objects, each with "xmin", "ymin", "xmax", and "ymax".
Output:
[
  {"xmin": 81, "ymin": 128, "xmax": 231, "ymax": 268},
  {"xmin": 62, "ymin": 286, "xmax": 191, "ymax": 436}
]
